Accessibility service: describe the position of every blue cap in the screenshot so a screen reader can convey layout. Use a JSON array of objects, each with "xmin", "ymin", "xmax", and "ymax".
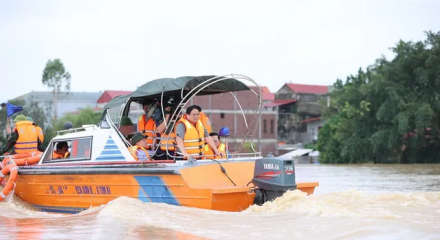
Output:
[
  {"xmin": 64, "ymin": 121, "xmax": 73, "ymax": 130},
  {"xmin": 152, "ymin": 108, "xmax": 162, "ymax": 121},
  {"xmin": 219, "ymin": 127, "xmax": 230, "ymax": 137}
]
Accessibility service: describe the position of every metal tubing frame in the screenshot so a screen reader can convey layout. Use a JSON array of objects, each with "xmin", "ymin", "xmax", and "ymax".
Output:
[{"xmin": 106, "ymin": 74, "xmax": 263, "ymax": 160}]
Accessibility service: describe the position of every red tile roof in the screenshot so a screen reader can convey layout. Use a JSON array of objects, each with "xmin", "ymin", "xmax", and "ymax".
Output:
[
  {"xmin": 248, "ymin": 86, "xmax": 274, "ymax": 101},
  {"xmin": 262, "ymin": 92, "xmax": 275, "ymax": 101},
  {"xmin": 248, "ymin": 86, "xmax": 271, "ymax": 93},
  {"xmin": 97, "ymin": 90, "xmax": 133, "ymax": 104},
  {"xmin": 300, "ymin": 117, "xmax": 321, "ymax": 124},
  {"xmin": 260, "ymin": 86, "xmax": 271, "ymax": 93},
  {"xmin": 286, "ymin": 83, "xmax": 328, "ymax": 94}
]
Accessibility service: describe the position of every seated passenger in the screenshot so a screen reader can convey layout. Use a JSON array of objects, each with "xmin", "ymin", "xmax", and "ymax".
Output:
[
  {"xmin": 175, "ymin": 105, "xmax": 222, "ymax": 160},
  {"xmin": 52, "ymin": 141, "xmax": 70, "ymax": 159},
  {"xmin": 129, "ymin": 132, "xmax": 150, "ymax": 161},
  {"xmin": 155, "ymin": 109, "xmax": 184, "ymax": 160},
  {"xmin": 138, "ymin": 100, "xmax": 171, "ymax": 150},
  {"xmin": 204, "ymin": 132, "xmax": 227, "ymax": 159},
  {"xmin": 0, "ymin": 114, "xmax": 44, "ymax": 155}
]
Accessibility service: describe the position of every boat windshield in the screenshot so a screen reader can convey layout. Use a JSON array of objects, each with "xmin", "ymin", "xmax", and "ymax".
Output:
[{"xmin": 42, "ymin": 137, "xmax": 93, "ymax": 163}]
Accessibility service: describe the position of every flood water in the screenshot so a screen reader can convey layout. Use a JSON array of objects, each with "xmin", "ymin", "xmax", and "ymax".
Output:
[{"xmin": 1, "ymin": 164, "xmax": 439, "ymax": 240}]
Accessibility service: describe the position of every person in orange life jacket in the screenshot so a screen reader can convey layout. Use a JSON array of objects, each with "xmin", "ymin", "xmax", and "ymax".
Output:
[
  {"xmin": 175, "ymin": 105, "xmax": 223, "ymax": 160},
  {"xmin": 199, "ymin": 111, "xmax": 212, "ymax": 134},
  {"xmin": 129, "ymin": 132, "xmax": 150, "ymax": 161},
  {"xmin": 26, "ymin": 117, "xmax": 44, "ymax": 143},
  {"xmin": 153, "ymin": 108, "xmax": 183, "ymax": 160},
  {"xmin": 204, "ymin": 132, "xmax": 229, "ymax": 159},
  {"xmin": 52, "ymin": 141, "xmax": 70, "ymax": 159},
  {"xmin": 0, "ymin": 114, "xmax": 44, "ymax": 155},
  {"xmin": 137, "ymin": 100, "xmax": 171, "ymax": 149}
]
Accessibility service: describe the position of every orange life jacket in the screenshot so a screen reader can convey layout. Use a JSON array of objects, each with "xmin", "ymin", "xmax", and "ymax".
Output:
[
  {"xmin": 137, "ymin": 115, "xmax": 156, "ymax": 150},
  {"xmin": 159, "ymin": 132, "xmax": 176, "ymax": 151},
  {"xmin": 14, "ymin": 121, "xmax": 38, "ymax": 154},
  {"xmin": 129, "ymin": 145, "xmax": 150, "ymax": 161},
  {"xmin": 35, "ymin": 125, "xmax": 44, "ymax": 143},
  {"xmin": 176, "ymin": 118, "xmax": 205, "ymax": 157},
  {"xmin": 204, "ymin": 143, "xmax": 226, "ymax": 159},
  {"xmin": 52, "ymin": 151, "xmax": 70, "ymax": 159},
  {"xmin": 199, "ymin": 112, "xmax": 212, "ymax": 134}
]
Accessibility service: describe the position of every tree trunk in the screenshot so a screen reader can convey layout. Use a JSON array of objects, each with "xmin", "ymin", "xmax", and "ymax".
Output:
[{"xmin": 53, "ymin": 89, "xmax": 58, "ymax": 126}]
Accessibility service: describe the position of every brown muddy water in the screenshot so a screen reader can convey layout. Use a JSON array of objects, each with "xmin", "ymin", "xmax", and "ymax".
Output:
[{"xmin": 0, "ymin": 164, "xmax": 439, "ymax": 240}]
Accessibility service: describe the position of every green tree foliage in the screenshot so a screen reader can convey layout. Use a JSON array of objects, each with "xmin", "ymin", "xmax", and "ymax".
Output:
[
  {"xmin": 304, "ymin": 142, "xmax": 317, "ymax": 151},
  {"xmin": 54, "ymin": 108, "xmax": 102, "ymax": 132},
  {"xmin": 42, "ymin": 108, "xmax": 102, "ymax": 147},
  {"xmin": 42, "ymin": 59, "xmax": 71, "ymax": 125},
  {"xmin": 318, "ymin": 31, "xmax": 440, "ymax": 164}
]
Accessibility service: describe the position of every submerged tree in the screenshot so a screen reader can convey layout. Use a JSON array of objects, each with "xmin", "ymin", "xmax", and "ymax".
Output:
[{"xmin": 42, "ymin": 59, "xmax": 71, "ymax": 126}]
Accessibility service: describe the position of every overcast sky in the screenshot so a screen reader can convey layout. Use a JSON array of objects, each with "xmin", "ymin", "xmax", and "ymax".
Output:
[{"xmin": 1, "ymin": 0, "xmax": 439, "ymax": 103}]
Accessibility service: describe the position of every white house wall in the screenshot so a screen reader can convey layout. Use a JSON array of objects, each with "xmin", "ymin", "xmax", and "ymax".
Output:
[{"xmin": 306, "ymin": 119, "xmax": 325, "ymax": 141}]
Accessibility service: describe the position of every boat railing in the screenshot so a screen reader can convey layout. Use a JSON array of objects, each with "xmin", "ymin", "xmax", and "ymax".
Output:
[{"xmin": 56, "ymin": 125, "xmax": 98, "ymax": 136}]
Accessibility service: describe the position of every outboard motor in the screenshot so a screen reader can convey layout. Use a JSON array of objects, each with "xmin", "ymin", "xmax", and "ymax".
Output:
[{"xmin": 252, "ymin": 157, "xmax": 296, "ymax": 205}]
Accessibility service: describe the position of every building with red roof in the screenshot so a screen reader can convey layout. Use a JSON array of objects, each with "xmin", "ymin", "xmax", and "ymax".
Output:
[
  {"xmin": 274, "ymin": 83, "xmax": 331, "ymax": 146},
  {"xmin": 97, "ymin": 90, "xmax": 133, "ymax": 108},
  {"xmin": 285, "ymin": 83, "xmax": 329, "ymax": 94}
]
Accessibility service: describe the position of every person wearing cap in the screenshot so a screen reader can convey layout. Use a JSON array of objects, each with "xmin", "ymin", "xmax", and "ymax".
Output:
[
  {"xmin": 137, "ymin": 100, "xmax": 171, "ymax": 150},
  {"xmin": 26, "ymin": 116, "xmax": 44, "ymax": 143},
  {"xmin": 175, "ymin": 105, "xmax": 222, "ymax": 160},
  {"xmin": 0, "ymin": 114, "xmax": 44, "ymax": 155},
  {"xmin": 204, "ymin": 132, "xmax": 227, "ymax": 159},
  {"xmin": 129, "ymin": 132, "xmax": 150, "ymax": 161}
]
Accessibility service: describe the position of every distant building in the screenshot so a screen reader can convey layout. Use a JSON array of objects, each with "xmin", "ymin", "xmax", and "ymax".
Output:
[
  {"xmin": 271, "ymin": 83, "xmax": 330, "ymax": 147},
  {"xmin": 97, "ymin": 90, "xmax": 133, "ymax": 108},
  {"xmin": 13, "ymin": 91, "xmax": 101, "ymax": 127}
]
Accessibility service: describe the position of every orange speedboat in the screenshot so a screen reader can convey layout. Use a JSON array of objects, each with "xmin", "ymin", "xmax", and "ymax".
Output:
[{"xmin": 1, "ymin": 75, "xmax": 318, "ymax": 214}]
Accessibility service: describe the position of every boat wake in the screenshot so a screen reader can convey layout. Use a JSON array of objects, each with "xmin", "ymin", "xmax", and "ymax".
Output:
[
  {"xmin": 1, "ymin": 188, "xmax": 440, "ymax": 239},
  {"xmin": 245, "ymin": 189, "xmax": 440, "ymax": 220}
]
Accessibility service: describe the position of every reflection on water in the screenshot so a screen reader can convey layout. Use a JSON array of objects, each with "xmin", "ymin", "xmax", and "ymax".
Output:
[{"xmin": 1, "ymin": 164, "xmax": 440, "ymax": 240}]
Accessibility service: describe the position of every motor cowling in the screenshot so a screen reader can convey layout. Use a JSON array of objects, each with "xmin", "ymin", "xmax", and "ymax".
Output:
[{"xmin": 252, "ymin": 157, "xmax": 296, "ymax": 205}]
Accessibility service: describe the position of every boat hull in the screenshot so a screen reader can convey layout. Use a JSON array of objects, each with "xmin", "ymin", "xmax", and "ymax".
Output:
[{"xmin": 10, "ymin": 161, "xmax": 318, "ymax": 213}]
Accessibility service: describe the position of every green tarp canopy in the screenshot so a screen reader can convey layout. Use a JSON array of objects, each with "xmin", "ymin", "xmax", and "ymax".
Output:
[{"xmin": 104, "ymin": 75, "xmax": 250, "ymax": 109}]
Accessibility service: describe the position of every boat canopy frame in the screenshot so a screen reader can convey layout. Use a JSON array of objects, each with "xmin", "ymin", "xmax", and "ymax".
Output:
[{"xmin": 100, "ymin": 74, "xmax": 264, "ymax": 160}]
